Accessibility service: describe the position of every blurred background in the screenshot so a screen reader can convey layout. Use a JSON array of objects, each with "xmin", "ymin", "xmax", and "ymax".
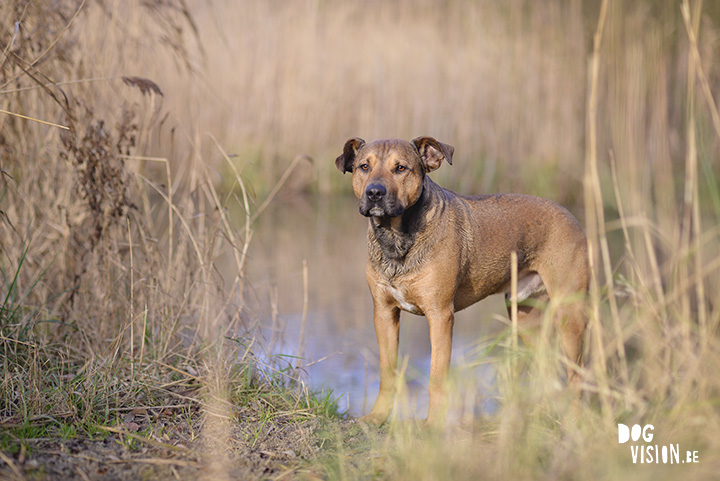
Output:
[{"xmin": 150, "ymin": 0, "xmax": 720, "ymax": 205}]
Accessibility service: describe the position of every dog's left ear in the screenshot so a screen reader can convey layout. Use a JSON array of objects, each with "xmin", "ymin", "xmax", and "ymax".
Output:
[
  {"xmin": 412, "ymin": 136, "xmax": 454, "ymax": 172},
  {"xmin": 335, "ymin": 137, "xmax": 366, "ymax": 174}
]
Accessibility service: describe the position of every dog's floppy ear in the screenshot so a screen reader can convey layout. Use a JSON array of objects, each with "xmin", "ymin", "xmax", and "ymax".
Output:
[
  {"xmin": 335, "ymin": 137, "xmax": 366, "ymax": 174},
  {"xmin": 412, "ymin": 136, "xmax": 454, "ymax": 172}
]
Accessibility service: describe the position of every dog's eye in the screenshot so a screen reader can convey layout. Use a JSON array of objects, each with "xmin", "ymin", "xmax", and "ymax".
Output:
[
  {"xmin": 395, "ymin": 165, "xmax": 407, "ymax": 173},
  {"xmin": 359, "ymin": 163, "xmax": 369, "ymax": 171}
]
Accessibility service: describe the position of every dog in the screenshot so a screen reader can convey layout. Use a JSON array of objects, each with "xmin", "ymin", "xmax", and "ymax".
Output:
[{"xmin": 335, "ymin": 136, "xmax": 589, "ymax": 426}]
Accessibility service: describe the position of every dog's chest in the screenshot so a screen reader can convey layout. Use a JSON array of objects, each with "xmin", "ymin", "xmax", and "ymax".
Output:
[{"xmin": 386, "ymin": 285, "xmax": 422, "ymax": 315}]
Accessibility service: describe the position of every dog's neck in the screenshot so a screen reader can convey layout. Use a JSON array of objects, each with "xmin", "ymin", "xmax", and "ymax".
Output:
[
  {"xmin": 367, "ymin": 177, "xmax": 441, "ymax": 277},
  {"xmin": 369, "ymin": 215, "xmax": 416, "ymax": 261}
]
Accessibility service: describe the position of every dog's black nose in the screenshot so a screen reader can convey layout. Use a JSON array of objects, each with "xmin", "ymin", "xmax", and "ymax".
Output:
[{"xmin": 365, "ymin": 184, "xmax": 386, "ymax": 202}]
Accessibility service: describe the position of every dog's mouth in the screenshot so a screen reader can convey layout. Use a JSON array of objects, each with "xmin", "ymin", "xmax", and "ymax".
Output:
[
  {"xmin": 367, "ymin": 206, "xmax": 385, "ymax": 217},
  {"xmin": 359, "ymin": 199, "xmax": 404, "ymax": 218}
]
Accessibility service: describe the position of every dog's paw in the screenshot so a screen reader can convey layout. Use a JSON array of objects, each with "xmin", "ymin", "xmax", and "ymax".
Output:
[{"xmin": 358, "ymin": 412, "xmax": 388, "ymax": 426}]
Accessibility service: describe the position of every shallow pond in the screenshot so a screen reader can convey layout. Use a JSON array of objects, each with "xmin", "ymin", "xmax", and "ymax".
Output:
[{"xmin": 241, "ymin": 195, "xmax": 510, "ymax": 419}]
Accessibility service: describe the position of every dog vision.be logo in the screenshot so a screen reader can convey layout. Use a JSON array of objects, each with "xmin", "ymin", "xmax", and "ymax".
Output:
[{"xmin": 618, "ymin": 424, "xmax": 700, "ymax": 464}]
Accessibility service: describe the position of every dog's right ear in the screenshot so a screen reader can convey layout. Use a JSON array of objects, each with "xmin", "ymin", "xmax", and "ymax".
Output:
[{"xmin": 335, "ymin": 137, "xmax": 366, "ymax": 173}]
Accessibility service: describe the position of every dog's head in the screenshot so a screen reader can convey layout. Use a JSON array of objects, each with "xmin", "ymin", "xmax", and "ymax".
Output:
[{"xmin": 335, "ymin": 137, "xmax": 454, "ymax": 218}]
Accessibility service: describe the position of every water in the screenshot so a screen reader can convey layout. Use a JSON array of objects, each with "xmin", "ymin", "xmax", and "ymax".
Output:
[{"xmin": 240, "ymin": 195, "xmax": 507, "ymax": 418}]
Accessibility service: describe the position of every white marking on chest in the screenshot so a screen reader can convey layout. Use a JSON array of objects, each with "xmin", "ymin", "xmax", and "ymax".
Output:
[{"xmin": 388, "ymin": 286, "xmax": 421, "ymax": 314}]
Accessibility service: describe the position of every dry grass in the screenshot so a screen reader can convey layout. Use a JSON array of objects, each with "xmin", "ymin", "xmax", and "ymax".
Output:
[
  {"xmin": 1, "ymin": 0, "xmax": 720, "ymax": 480},
  {"xmin": 0, "ymin": 1, "xmax": 332, "ymax": 479}
]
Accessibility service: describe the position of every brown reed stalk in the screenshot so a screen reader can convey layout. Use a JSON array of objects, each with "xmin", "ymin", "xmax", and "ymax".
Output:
[
  {"xmin": 583, "ymin": 0, "xmax": 614, "ymax": 422},
  {"xmin": 295, "ymin": 259, "xmax": 309, "ymax": 370},
  {"xmin": 680, "ymin": 0, "xmax": 709, "ymax": 349}
]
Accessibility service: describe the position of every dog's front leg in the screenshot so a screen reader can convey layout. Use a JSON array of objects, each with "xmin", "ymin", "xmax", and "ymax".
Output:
[
  {"xmin": 425, "ymin": 306, "xmax": 454, "ymax": 427},
  {"xmin": 360, "ymin": 301, "xmax": 400, "ymax": 425}
]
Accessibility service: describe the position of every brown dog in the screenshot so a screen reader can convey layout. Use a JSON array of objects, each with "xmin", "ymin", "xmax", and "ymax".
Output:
[{"xmin": 335, "ymin": 137, "xmax": 589, "ymax": 426}]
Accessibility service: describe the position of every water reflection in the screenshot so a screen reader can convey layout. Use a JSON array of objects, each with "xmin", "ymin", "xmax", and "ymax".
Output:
[{"xmin": 241, "ymin": 195, "xmax": 508, "ymax": 418}]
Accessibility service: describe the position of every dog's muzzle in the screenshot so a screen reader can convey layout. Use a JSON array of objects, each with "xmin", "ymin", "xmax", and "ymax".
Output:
[{"xmin": 360, "ymin": 183, "xmax": 400, "ymax": 217}]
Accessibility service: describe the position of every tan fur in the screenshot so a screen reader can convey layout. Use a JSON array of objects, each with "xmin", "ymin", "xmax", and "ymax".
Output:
[{"xmin": 336, "ymin": 137, "xmax": 589, "ymax": 426}]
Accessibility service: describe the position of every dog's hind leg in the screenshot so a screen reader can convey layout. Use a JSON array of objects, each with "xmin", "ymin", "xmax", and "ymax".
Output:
[
  {"xmin": 538, "ymin": 248, "xmax": 589, "ymax": 392},
  {"xmin": 554, "ymin": 298, "xmax": 587, "ymax": 387}
]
